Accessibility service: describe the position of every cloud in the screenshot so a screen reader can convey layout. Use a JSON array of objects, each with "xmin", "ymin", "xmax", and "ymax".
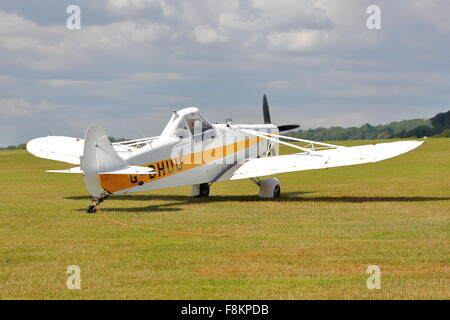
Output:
[
  {"xmin": 267, "ymin": 30, "xmax": 332, "ymax": 51},
  {"xmin": 261, "ymin": 80, "xmax": 291, "ymax": 90},
  {"xmin": 218, "ymin": 0, "xmax": 331, "ymax": 32},
  {"xmin": 38, "ymin": 79, "xmax": 95, "ymax": 87},
  {"xmin": 191, "ymin": 25, "xmax": 228, "ymax": 44},
  {"xmin": 0, "ymin": 98, "xmax": 54, "ymax": 117},
  {"xmin": 159, "ymin": 0, "xmax": 177, "ymax": 17},
  {"xmin": 127, "ymin": 72, "xmax": 185, "ymax": 81},
  {"xmin": 0, "ymin": 10, "xmax": 174, "ymax": 73},
  {"xmin": 108, "ymin": 0, "xmax": 158, "ymax": 11}
]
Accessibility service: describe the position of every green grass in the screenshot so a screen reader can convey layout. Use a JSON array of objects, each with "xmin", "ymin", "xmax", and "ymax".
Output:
[{"xmin": 0, "ymin": 139, "xmax": 449, "ymax": 299}]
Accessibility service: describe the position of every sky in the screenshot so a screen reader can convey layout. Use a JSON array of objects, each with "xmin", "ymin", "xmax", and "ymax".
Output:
[{"xmin": 1, "ymin": 0, "xmax": 449, "ymax": 146}]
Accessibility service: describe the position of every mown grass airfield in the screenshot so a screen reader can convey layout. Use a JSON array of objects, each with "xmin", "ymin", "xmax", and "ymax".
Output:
[{"xmin": 0, "ymin": 139, "xmax": 448, "ymax": 299}]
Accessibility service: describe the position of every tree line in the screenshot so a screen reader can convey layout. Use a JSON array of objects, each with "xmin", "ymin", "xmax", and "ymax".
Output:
[{"xmin": 288, "ymin": 110, "xmax": 450, "ymax": 141}]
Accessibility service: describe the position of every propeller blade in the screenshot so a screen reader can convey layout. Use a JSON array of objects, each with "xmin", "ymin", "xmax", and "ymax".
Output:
[
  {"xmin": 278, "ymin": 124, "xmax": 300, "ymax": 132},
  {"xmin": 263, "ymin": 94, "xmax": 271, "ymax": 124},
  {"xmin": 262, "ymin": 95, "xmax": 299, "ymax": 131}
]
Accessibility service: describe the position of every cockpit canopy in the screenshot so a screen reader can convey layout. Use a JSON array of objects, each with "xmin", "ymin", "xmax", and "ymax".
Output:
[{"xmin": 161, "ymin": 107, "xmax": 214, "ymax": 139}]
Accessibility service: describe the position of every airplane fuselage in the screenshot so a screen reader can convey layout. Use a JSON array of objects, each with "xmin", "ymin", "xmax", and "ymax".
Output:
[{"xmin": 99, "ymin": 123, "xmax": 278, "ymax": 195}]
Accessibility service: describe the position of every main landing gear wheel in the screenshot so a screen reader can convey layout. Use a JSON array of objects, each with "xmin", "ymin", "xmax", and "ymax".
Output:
[
  {"xmin": 191, "ymin": 183, "xmax": 210, "ymax": 197},
  {"xmin": 273, "ymin": 184, "xmax": 281, "ymax": 198},
  {"xmin": 258, "ymin": 178, "xmax": 281, "ymax": 198}
]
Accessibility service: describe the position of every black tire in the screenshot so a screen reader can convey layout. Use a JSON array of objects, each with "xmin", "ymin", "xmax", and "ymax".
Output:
[
  {"xmin": 86, "ymin": 205, "xmax": 97, "ymax": 213},
  {"xmin": 274, "ymin": 184, "xmax": 281, "ymax": 198},
  {"xmin": 196, "ymin": 183, "xmax": 210, "ymax": 197}
]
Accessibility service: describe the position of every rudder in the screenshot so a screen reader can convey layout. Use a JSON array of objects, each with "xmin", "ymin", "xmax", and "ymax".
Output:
[{"xmin": 81, "ymin": 124, "xmax": 125, "ymax": 198}]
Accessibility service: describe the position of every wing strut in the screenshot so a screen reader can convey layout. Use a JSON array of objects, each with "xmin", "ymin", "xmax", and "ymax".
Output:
[
  {"xmin": 249, "ymin": 131, "xmax": 340, "ymax": 150},
  {"xmin": 239, "ymin": 128, "xmax": 313, "ymax": 154},
  {"xmin": 239, "ymin": 128, "xmax": 343, "ymax": 153}
]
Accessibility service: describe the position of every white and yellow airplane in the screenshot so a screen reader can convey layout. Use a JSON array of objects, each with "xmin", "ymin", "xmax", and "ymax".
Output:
[{"xmin": 27, "ymin": 95, "xmax": 424, "ymax": 213}]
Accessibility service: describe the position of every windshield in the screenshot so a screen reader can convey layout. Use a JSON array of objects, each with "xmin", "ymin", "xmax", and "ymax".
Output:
[
  {"xmin": 186, "ymin": 114, "xmax": 213, "ymax": 136},
  {"xmin": 173, "ymin": 119, "xmax": 190, "ymax": 139}
]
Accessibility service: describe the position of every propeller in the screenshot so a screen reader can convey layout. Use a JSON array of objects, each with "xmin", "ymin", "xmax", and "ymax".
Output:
[
  {"xmin": 263, "ymin": 94, "xmax": 271, "ymax": 124},
  {"xmin": 277, "ymin": 124, "xmax": 300, "ymax": 132},
  {"xmin": 262, "ymin": 94, "xmax": 300, "ymax": 132}
]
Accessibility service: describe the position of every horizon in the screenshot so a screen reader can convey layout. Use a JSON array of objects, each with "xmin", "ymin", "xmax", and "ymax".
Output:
[{"xmin": 3, "ymin": 110, "xmax": 447, "ymax": 148}]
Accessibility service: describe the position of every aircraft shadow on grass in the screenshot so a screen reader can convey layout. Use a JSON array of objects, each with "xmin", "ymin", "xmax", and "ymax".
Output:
[{"xmin": 67, "ymin": 192, "xmax": 450, "ymax": 214}]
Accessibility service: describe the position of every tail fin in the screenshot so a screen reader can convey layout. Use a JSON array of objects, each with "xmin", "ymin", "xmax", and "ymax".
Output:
[{"xmin": 81, "ymin": 124, "xmax": 125, "ymax": 198}]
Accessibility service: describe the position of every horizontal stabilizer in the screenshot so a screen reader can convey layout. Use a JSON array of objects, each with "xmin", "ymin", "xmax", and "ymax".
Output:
[
  {"xmin": 47, "ymin": 167, "xmax": 83, "ymax": 174},
  {"xmin": 46, "ymin": 166, "xmax": 155, "ymax": 175},
  {"xmin": 100, "ymin": 166, "xmax": 156, "ymax": 175}
]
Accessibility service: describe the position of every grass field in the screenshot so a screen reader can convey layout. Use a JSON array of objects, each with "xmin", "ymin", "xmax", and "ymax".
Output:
[{"xmin": 0, "ymin": 138, "xmax": 449, "ymax": 299}]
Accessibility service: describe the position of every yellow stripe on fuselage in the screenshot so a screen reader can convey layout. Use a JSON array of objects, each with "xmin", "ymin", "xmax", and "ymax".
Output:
[{"xmin": 100, "ymin": 136, "xmax": 263, "ymax": 193}]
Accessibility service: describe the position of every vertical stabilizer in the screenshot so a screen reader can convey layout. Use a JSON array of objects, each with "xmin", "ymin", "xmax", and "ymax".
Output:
[{"xmin": 81, "ymin": 124, "xmax": 125, "ymax": 198}]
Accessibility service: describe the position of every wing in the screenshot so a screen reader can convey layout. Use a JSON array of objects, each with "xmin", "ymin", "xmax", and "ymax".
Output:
[
  {"xmin": 27, "ymin": 136, "xmax": 85, "ymax": 165},
  {"xmin": 228, "ymin": 141, "xmax": 424, "ymax": 180},
  {"xmin": 27, "ymin": 134, "xmax": 158, "ymax": 165}
]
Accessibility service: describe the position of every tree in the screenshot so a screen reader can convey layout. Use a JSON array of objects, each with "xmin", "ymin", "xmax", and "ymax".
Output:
[
  {"xmin": 430, "ymin": 111, "xmax": 450, "ymax": 133},
  {"xmin": 433, "ymin": 129, "xmax": 450, "ymax": 138},
  {"xmin": 402, "ymin": 126, "xmax": 437, "ymax": 138}
]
